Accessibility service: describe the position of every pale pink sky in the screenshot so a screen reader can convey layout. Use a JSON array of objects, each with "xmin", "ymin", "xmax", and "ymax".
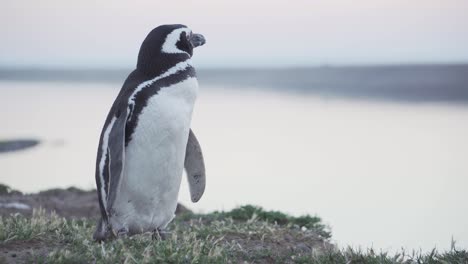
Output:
[{"xmin": 1, "ymin": 0, "xmax": 468, "ymax": 68}]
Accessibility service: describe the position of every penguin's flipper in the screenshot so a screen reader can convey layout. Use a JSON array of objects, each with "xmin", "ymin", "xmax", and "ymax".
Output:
[
  {"xmin": 184, "ymin": 129, "xmax": 206, "ymax": 202},
  {"xmin": 96, "ymin": 106, "xmax": 128, "ymax": 221},
  {"xmin": 105, "ymin": 109, "xmax": 128, "ymax": 211}
]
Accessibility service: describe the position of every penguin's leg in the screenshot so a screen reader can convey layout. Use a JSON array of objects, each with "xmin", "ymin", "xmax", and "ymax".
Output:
[
  {"xmin": 93, "ymin": 218, "xmax": 112, "ymax": 242},
  {"xmin": 107, "ymin": 215, "xmax": 128, "ymax": 239},
  {"xmin": 152, "ymin": 228, "xmax": 170, "ymax": 241}
]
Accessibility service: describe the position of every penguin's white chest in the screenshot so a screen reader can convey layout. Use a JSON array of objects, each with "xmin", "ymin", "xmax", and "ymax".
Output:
[{"xmin": 113, "ymin": 77, "xmax": 198, "ymax": 233}]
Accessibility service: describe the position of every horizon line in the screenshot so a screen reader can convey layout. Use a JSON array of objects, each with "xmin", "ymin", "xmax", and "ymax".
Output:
[{"xmin": 1, "ymin": 61, "xmax": 468, "ymax": 71}]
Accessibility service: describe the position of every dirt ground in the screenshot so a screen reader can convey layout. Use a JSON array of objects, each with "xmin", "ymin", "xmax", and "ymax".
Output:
[{"xmin": 0, "ymin": 185, "xmax": 191, "ymax": 263}]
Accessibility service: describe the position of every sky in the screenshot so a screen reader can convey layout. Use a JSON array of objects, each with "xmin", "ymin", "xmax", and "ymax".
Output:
[{"xmin": 1, "ymin": 0, "xmax": 468, "ymax": 68}]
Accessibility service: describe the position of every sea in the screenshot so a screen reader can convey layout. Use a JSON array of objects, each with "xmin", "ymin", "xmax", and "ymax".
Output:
[{"xmin": 1, "ymin": 64, "xmax": 468, "ymax": 252}]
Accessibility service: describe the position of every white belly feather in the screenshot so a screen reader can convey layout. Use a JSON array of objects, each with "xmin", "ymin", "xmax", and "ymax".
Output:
[{"xmin": 113, "ymin": 77, "xmax": 198, "ymax": 233}]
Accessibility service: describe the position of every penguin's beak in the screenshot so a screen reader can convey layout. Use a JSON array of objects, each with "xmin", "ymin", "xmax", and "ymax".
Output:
[{"xmin": 190, "ymin": 33, "xmax": 206, "ymax": 48}]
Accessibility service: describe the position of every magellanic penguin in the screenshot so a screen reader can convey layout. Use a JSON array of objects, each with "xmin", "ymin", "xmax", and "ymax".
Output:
[{"xmin": 93, "ymin": 24, "xmax": 206, "ymax": 241}]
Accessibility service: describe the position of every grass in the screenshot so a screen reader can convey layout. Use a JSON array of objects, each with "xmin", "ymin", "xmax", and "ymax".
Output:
[
  {"xmin": 176, "ymin": 205, "xmax": 331, "ymax": 239},
  {"xmin": 1, "ymin": 207, "xmax": 467, "ymax": 263}
]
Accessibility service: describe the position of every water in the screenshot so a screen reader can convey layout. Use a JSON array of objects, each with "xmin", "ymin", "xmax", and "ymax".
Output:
[
  {"xmin": 2, "ymin": 64, "xmax": 468, "ymax": 102},
  {"xmin": 1, "ymin": 66, "xmax": 468, "ymax": 252}
]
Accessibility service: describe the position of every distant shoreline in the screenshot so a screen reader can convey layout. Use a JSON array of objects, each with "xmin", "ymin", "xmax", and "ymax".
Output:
[
  {"xmin": 0, "ymin": 139, "xmax": 40, "ymax": 153},
  {"xmin": 1, "ymin": 64, "xmax": 468, "ymax": 103}
]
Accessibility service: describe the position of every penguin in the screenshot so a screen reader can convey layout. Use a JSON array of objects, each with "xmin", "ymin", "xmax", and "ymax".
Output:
[{"xmin": 93, "ymin": 24, "xmax": 206, "ymax": 241}]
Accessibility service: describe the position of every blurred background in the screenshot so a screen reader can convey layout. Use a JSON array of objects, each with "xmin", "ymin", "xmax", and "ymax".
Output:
[{"xmin": 1, "ymin": 0, "xmax": 468, "ymax": 253}]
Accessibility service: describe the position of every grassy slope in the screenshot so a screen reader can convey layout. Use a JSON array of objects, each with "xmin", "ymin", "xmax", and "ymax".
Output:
[{"xmin": 1, "ymin": 206, "xmax": 467, "ymax": 263}]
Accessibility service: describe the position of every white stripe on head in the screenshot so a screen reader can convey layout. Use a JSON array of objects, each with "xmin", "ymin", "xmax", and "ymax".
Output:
[
  {"xmin": 161, "ymin": 27, "xmax": 192, "ymax": 54},
  {"xmin": 98, "ymin": 116, "xmax": 118, "ymax": 211}
]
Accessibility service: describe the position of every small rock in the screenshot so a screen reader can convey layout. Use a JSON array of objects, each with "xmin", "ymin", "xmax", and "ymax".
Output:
[{"xmin": 295, "ymin": 242, "xmax": 311, "ymax": 253}]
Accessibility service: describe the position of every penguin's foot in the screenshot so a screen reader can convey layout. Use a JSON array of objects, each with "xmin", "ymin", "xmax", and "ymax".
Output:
[
  {"xmin": 93, "ymin": 218, "xmax": 109, "ymax": 242},
  {"xmin": 152, "ymin": 228, "xmax": 170, "ymax": 241},
  {"xmin": 116, "ymin": 227, "xmax": 129, "ymax": 238}
]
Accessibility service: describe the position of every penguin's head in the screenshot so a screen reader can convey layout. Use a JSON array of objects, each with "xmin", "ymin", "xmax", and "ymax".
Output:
[{"xmin": 137, "ymin": 24, "xmax": 206, "ymax": 76}]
